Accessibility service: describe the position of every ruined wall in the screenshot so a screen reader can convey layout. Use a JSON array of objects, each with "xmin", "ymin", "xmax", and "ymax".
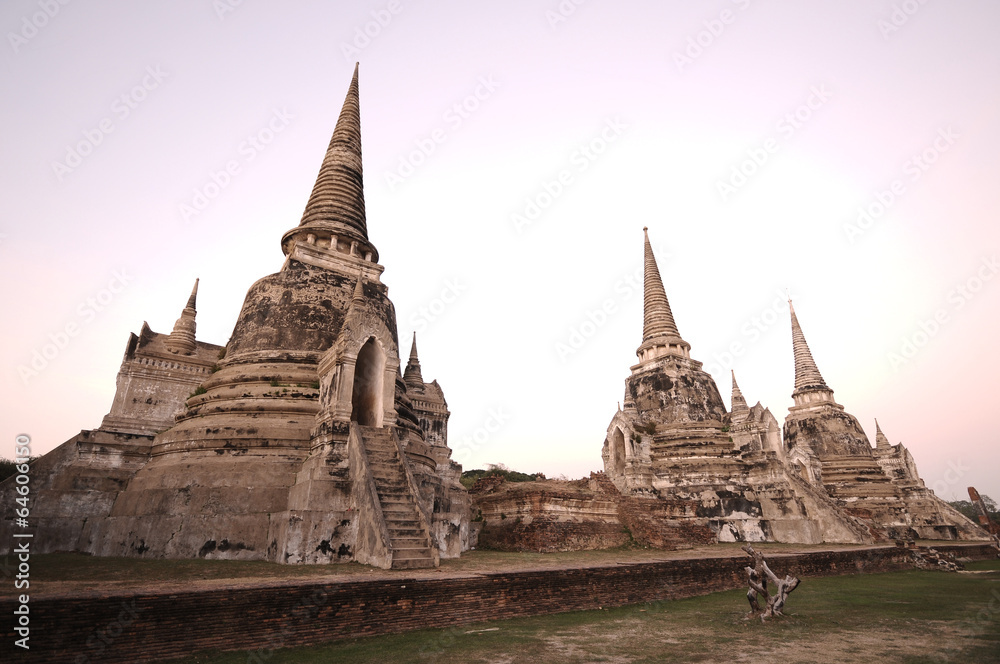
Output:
[
  {"xmin": 101, "ymin": 326, "xmax": 222, "ymax": 435},
  {"xmin": 0, "ymin": 430, "xmax": 154, "ymax": 555},
  {"xmin": 473, "ymin": 479, "xmax": 628, "ymax": 552},
  {"xmin": 874, "ymin": 444, "xmax": 922, "ymax": 484},
  {"xmin": 4, "ymin": 544, "xmax": 996, "ymax": 664},
  {"xmin": 411, "ymin": 380, "xmax": 449, "ymax": 448}
]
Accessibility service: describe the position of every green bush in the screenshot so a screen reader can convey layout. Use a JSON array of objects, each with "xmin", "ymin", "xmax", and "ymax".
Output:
[{"xmin": 460, "ymin": 464, "xmax": 543, "ymax": 489}]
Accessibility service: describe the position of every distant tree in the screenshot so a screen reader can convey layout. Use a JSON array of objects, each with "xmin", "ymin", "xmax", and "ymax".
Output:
[
  {"xmin": 460, "ymin": 465, "xmax": 543, "ymax": 489},
  {"xmin": 949, "ymin": 494, "xmax": 999, "ymax": 523},
  {"xmin": 0, "ymin": 457, "xmax": 39, "ymax": 483}
]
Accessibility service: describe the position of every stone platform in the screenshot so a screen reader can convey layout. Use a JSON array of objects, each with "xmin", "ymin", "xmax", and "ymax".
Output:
[{"xmin": 2, "ymin": 543, "xmax": 995, "ymax": 663}]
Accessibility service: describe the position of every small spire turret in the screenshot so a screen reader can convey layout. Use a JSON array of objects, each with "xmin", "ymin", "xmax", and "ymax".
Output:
[
  {"xmin": 165, "ymin": 279, "xmax": 199, "ymax": 355},
  {"xmin": 731, "ymin": 371, "xmax": 750, "ymax": 421},
  {"xmin": 875, "ymin": 419, "xmax": 891, "ymax": 449},
  {"xmin": 403, "ymin": 332, "xmax": 424, "ymax": 391}
]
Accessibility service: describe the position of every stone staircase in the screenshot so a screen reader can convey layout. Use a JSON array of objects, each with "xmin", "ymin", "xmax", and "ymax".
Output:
[{"xmin": 358, "ymin": 426, "xmax": 436, "ymax": 569}]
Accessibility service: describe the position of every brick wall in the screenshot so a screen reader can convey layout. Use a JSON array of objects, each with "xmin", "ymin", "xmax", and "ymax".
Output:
[{"xmin": 1, "ymin": 544, "xmax": 995, "ymax": 663}]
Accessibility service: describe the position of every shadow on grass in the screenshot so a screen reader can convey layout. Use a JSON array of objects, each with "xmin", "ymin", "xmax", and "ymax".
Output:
[{"xmin": 162, "ymin": 561, "xmax": 1000, "ymax": 664}]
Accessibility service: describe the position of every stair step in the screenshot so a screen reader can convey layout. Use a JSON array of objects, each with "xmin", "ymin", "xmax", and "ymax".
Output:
[
  {"xmin": 379, "ymin": 501, "xmax": 415, "ymax": 510},
  {"xmin": 391, "ymin": 558, "xmax": 435, "ymax": 570},
  {"xmin": 392, "ymin": 546, "xmax": 432, "ymax": 556},
  {"xmin": 382, "ymin": 501, "xmax": 416, "ymax": 509},
  {"xmin": 379, "ymin": 490, "xmax": 413, "ymax": 499},
  {"xmin": 384, "ymin": 513, "xmax": 419, "ymax": 522},
  {"xmin": 390, "ymin": 537, "xmax": 428, "ymax": 547},
  {"xmin": 386, "ymin": 518, "xmax": 420, "ymax": 527},
  {"xmin": 372, "ymin": 477, "xmax": 405, "ymax": 486},
  {"xmin": 390, "ymin": 534, "xmax": 425, "ymax": 541},
  {"xmin": 377, "ymin": 487, "xmax": 411, "ymax": 496},
  {"xmin": 358, "ymin": 426, "xmax": 437, "ymax": 569},
  {"xmin": 383, "ymin": 507, "xmax": 417, "ymax": 516}
]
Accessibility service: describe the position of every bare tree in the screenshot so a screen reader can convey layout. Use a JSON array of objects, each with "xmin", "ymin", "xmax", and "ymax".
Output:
[{"xmin": 742, "ymin": 544, "xmax": 800, "ymax": 621}]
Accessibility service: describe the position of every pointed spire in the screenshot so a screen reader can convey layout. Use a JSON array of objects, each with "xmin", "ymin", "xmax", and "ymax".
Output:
[
  {"xmin": 408, "ymin": 332, "xmax": 419, "ymax": 362},
  {"xmin": 642, "ymin": 227, "xmax": 681, "ymax": 342},
  {"xmin": 403, "ymin": 332, "xmax": 424, "ymax": 390},
  {"xmin": 297, "ymin": 63, "xmax": 367, "ymax": 241},
  {"xmin": 636, "ymin": 228, "xmax": 690, "ymax": 363},
  {"xmin": 731, "ymin": 370, "xmax": 749, "ymax": 420},
  {"xmin": 874, "ymin": 419, "xmax": 891, "ymax": 449},
  {"xmin": 789, "ymin": 300, "xmax": 829, "ymax": 393},
  {"xmin": 165, "ymin": 280, "xmax": 199, "ymax": 355},
  {"xmin": 186, "ymin": 278, "xmax": 199, "ymax": 310}
]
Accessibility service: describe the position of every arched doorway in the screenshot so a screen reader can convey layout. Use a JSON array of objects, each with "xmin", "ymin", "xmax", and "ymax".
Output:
[
  {"xmin": 351, "ymin": 337, "xmax": 384, "ymax": 426},
  {"xmin": 611, "ymin": 428, "xmax": 626, "ymax": 475}
]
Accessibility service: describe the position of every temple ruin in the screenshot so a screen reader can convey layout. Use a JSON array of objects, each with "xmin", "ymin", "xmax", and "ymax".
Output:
[
  {"xmin": 2, "ymin": 68, "xmax": 989, "ymax": 562},
  {"xmin": 473, "ymin": 229, "xmax": 987, "ymax": 550},
  {"xmin": 0, "ymin": 65, "xmax": 471, "ymax": 569},
  {"xmin": 596, "ymin": 228, "xmax": 985, "ymax": 545}
]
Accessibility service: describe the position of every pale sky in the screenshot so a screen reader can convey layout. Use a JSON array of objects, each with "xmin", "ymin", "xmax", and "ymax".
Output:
[{"xmin": 2, "ymin": 1, "xmax": 998, "ymax": 502}]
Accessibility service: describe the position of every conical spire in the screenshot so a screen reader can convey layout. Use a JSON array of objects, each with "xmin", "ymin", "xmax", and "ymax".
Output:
[
  {"xmin": 636, "ymin": 228, "xmax": 690, "ymax": 363},
  {"xmin": 408, "ymin": 333, "xmax": 419, "ymax": 362},
  {"xmin": 642, "ymin": 227, "xmax": 681, "ymax": 342},
  {"xmin": 403, "ymin": 332, "xmax": 424, "ymax": 390},
  {"xmin": 165, "ymin": 279, "xmax": 199, "ymax": 355},
  {"xmin": 731, "ymin": 371, "xmax": 749, "ymax": 420},
  {"xmin": 874, "ymin": 419, "xmax": 891, "ymax": 449},
  {"xmin": 297, "ymin": 63, "xmax": 367, "ymax": 241},
  {"xmin": 789, "ymin": 300, "xmax": 829, "ymax": 393},
  {"xmin": 186, "ymin": 278, "xmax": 199, "ymax": 310}
]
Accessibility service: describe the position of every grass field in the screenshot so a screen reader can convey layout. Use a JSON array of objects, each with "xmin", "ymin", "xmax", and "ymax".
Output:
[{"xmin": 154, "ymin": 560, "xmax": 1000, "ymax": 664}]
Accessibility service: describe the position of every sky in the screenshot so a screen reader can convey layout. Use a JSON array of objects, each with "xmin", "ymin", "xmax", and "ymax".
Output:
[{"xmin": 2, "ymin": 0, "xmax": 998, "ymax": 503}]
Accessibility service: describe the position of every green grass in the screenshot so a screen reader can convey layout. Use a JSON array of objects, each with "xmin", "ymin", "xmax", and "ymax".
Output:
[{"xmin": 159, "ymin": 560, "xmax": 1000, "ymax": 664}]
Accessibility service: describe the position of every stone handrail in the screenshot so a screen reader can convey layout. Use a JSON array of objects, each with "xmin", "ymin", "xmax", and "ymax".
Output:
[
  {"xmin": 348, "ymin": 422, "xmax": 393, "ymax": 569},
  {"xmin": 783, "ymin": 467, "xmax": 875, "ymax": 544},
  {"xmin": 391, "ymin": 427, "xmax": 440, "ymax": 567}
]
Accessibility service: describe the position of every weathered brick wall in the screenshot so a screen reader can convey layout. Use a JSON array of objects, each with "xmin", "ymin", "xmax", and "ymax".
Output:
[
  {"xmin": 474, "ymin": 480, "xmax": 627, "ymax": 552},
  {"xmin": 478, "ymin": 517, "xmax": 630, "ymax": 552},
  {"xmin": 1, "ymin": 544, "xmax": 995, "ymax": 663}
]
